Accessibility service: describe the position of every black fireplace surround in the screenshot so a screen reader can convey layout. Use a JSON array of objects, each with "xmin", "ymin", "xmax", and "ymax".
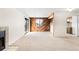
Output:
[{"xmin": 0, "ymin": 31, "xmax": 5, "ymax": 51}]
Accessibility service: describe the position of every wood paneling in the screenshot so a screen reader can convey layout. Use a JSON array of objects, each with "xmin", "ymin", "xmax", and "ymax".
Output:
[{"xmin": 30, "ymin": 17, "xmax": 51, "ymax": 32}]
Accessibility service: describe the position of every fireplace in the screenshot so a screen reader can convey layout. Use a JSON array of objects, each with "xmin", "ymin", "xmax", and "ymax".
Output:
[{"xmin": 0, "ymin": 31, "xmax": 5, "ymax": 51}]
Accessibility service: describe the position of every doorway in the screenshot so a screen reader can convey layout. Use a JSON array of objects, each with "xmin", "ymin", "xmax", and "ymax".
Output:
[{"xmin": 30, "ymin": 17, "xmax": 50, "ymax": 32}]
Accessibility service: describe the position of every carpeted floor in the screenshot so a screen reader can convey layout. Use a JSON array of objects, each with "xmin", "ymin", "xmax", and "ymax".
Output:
[{"xmin": 9, "ymin": 32, "xmax": 79, "ymax": 51}]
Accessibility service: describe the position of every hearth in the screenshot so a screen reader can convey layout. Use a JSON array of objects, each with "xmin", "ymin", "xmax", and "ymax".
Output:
[{"xmin": 0, "ymin": 31, "xmax": 5, "ymax": 51}]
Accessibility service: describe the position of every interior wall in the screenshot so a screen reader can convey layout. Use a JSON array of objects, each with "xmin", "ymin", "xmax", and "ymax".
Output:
[
  {"xmin": 30, "ymin": 18, "xmax": 50, "ymax": 32},
  {"xmin": 73, "ymin": 12, "xmax": 79, "ymax": 37},
  {"xmin": 50, "ymin": 19, "xmax": 53, "ymax": 34},
  {"xmin": 72, "ymin": 16, "xmax": 78, "ymax": 36},
  {"xmin": 0, "ymin": 8, "xmax": 25, "ymax": 45},
  {"xmin": 77, "ymin": 16, "xmax": 79, "ymax": 36},
  {"xmin": 53, "ymin": 12, "xmax": 69, "ymax": 37}
]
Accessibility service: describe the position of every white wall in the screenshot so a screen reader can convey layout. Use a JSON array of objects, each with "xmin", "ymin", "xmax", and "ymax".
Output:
[
  {"xmin": 50, "ymin": 20, "xmax": 53, "ymax": 35},
  {"xmin": 0, "ymin": 8, "xmax": 25, "ymax": 45},
  {"xmin": 53, "ymin": 12, "xmax": 69, "ymax": 37},
  {"xmin": 77, "ymin": 16, "xmax": 79, "ymax": 36},
  {"xmin": 72, "ymin": 16, "xmax": 78, "ymax": 36}
]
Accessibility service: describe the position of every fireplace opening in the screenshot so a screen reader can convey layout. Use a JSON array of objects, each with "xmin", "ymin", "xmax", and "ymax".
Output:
[{"xmin": 0, "ymin": 31, "xmax": 5, "ymax": 51}]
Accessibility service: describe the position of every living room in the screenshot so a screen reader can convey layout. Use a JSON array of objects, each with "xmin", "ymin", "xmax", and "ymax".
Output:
[{"xmin": 0, "ymin": 8, "xmax": 79, "ymax": 51}]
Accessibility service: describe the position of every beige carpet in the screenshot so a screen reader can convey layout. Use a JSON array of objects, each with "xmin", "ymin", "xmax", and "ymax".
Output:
[{"xmin": 11, "ymin": 32, "xmax": 79, "ymax": 51}]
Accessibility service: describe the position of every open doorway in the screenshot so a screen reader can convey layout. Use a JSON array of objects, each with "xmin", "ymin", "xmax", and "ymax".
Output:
[{"xmin": 30, "ymin": 17, "xmax": 50, "ymax": 32}]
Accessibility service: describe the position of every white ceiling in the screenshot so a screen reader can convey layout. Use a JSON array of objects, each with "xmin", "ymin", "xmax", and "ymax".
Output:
[{"xmin": 16, "ymin": 8, "xmax": 79, "ymax": 17}]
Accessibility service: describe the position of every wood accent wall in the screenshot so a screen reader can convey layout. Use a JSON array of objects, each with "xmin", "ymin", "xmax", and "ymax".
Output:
[
  {"xmin": 30, "ymin": 17, "xmax": 51, "ymax": 32},
  {"xmin": 30, "ymin": 18, "xmax": 37, "ymax": 32}
]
